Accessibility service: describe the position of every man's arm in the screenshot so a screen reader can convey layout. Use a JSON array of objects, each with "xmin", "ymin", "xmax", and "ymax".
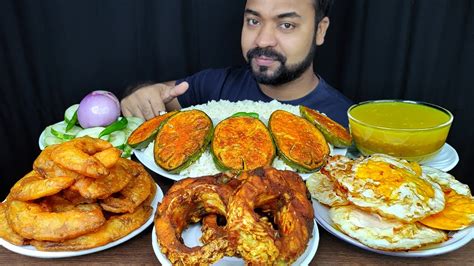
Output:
[{"xmin": 120, "ymin": 81, "xmax": 188, "ymax": 120}]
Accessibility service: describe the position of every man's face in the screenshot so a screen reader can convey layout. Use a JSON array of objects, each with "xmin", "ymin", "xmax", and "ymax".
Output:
[{"xmin": 241, "ymin": 0, "xmax": 325, "ymax": 85}]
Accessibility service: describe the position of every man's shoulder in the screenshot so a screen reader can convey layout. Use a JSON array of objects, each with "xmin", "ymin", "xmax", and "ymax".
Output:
[{"xmin": 317, "ymin": 77, "xmax": 352, "ymax": 105}]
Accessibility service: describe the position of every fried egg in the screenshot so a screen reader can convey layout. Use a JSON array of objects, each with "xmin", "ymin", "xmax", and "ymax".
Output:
[
  {"xmin": 324, "ymin": 154, "xmax": 445, "ymax": 222},
  {"xmin": 330, "ymin": 205, "xmax": 448, "ymax": 251},
  {"xmin": 422, "ymin": 166, "xmax": 471, "ymax": 195},
  {"xmin": 419, "ymin": 166, "xmax": 474, "ymax": 230},
  {"xmin": 306, "ymin": 171, "xmax": 348, "ymax": 207}
]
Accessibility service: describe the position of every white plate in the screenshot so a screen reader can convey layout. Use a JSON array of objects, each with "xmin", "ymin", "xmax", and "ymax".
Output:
[
  {"xmin": 152, "ymin": 220, "xmax": 319, "ymax": 265},
  {"xmin": 38, "ymin": 129, "xmax": 47, "ymax": 150},
  {"xmin": 312, "ymin": 200, "xmax": 473, "ymax": 257},
  {"xmin": 346, "ymin": 143, "xmax": 459, "ymax": 172},
  {"xmin": 135, "ymin": 145, "xmax": 347, "ymax": 182},
  {"xmin": 38, "ymin": 117, "xmax": 143, "ymax": 153},
  {"xmin": 422, "ymin": 143, "xmax": 459, "ymax": 172},
  {"xmin": 0, "ymin": 184, "xmax": 164, "ymax": 258},
  {"xmin": 132, "ymin": 100, "xmax": 349, "ymax": 181}
]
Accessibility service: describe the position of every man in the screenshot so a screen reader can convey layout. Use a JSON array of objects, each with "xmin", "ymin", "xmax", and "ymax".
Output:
[{"xmin": 121, "ymin": 0, "xmax": 352, "ymax": 126}]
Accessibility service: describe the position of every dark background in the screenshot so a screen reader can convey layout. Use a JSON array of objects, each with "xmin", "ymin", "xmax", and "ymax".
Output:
[{"xmin": 1, "ymin": 0, "xmax": 473, "ymax": 199}]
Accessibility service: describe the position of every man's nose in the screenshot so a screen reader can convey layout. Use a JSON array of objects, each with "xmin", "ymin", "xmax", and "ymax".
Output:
[{"xmin": 255, "ymin": 24, "xmax": 277, "ymax": 48}]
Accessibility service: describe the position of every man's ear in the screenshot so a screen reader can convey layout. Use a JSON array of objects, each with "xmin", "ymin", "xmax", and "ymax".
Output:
[{"xmin": 316, "ymin": 17, "xmax": 330, "ymax": 45}]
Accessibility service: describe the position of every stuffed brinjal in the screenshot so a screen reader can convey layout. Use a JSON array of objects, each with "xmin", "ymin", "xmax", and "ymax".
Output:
[
  {"xmin": 154, "ymin": 110, "xmax": 213, "ymax": 173},
  {"xmin": 299, "ymin": 105, "xmax": 352, "ymax": 148},
  {"xmin": 269, "ymin": 110, "xmax": 329, "ymax": 173},
  {"xmin": 211, "ymin": 115, "xmax": 275, "ymax": 171},
  {"xmin": 127, "ymin": 111, "xmax": 178, "ymax": 149}
]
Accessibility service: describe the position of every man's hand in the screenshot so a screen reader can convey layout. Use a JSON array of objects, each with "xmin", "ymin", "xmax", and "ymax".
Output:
[{"xmin": 121, "ymin": 82, "xmax": 189, "ymax": 120}]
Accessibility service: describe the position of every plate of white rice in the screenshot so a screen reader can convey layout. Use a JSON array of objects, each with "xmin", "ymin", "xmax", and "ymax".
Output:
[{"xmin": 133, "ymin": 100, "xmax": 347, "ymax": 181}]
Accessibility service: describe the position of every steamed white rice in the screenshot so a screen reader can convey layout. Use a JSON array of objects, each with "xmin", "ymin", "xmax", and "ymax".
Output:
[{"xmin": 144, "ymin": 100, "xmax": 324, "ymax": 177}]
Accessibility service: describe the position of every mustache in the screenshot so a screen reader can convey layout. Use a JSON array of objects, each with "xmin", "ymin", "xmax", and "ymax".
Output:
[{"xmin": 246, "ymin": 47, "xmax": 287, "ymax": 64}]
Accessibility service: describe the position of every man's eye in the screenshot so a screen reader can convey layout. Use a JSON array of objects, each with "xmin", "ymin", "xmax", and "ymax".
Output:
[
  {"xmin": 247, "ymin": 18, "xmax": 259, "ymax": 26},
  {"xmin": 280, "ymin": 23, "xmax": 295, "ymax": 30}
]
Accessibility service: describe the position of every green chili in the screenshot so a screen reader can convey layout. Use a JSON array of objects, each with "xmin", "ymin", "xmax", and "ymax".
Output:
[
  {"xmin": 98, "ymin": 117, "xmax": 128, "ymax": 138},
  {"xmin": 230, "ymin": 112, "xmax": 259, "ymax": 119},
  {"xmin": 66, "ymin": 110, "xmax": 78, "ymax": 132}
]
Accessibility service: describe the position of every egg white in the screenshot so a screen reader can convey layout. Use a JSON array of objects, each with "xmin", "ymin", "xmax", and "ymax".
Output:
[
  {"xmin": 306, "ymin": 172, "xmax": 348, "ymax": 207},
  {"xmin": 324, "ymin": 154, "xmax": 445, "ymax": 223},
  {"xmin": 422, "ymin": 166, "xmax": 471, "ymax": 195},
  {"xmin": 330, "ymin": 205, "xmax": 448, "ymax": 251}
]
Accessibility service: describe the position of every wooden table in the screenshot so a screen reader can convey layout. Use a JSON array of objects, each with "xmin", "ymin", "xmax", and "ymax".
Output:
[{"xmin": 1, "ymin": 171, "xmax": 473, "ymax": 265}]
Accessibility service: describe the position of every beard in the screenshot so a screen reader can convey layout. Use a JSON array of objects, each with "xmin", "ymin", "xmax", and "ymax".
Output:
[{"xmin": 246, "ymin": 43, "xmax": 316, "ymax": 86}]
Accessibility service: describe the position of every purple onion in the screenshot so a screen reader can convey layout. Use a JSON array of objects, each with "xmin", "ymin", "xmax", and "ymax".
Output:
[{"xmin": 77, "ymin": 90, "xmax": 121, "ymax": 128}]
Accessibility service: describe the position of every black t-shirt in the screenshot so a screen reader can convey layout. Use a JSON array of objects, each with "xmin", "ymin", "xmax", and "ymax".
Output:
[{"xmin": 177, "ymin": 66, "xmax": 353, "ymax": 126}]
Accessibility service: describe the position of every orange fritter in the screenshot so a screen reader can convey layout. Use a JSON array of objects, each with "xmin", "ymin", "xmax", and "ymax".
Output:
[
  {"xmin": 6, "ymin": 200, "xmax": 105, "ymax": 242},
  {"xmin": 70, "ymin": 158, "xmax": 135, "ymax": 199},
  {"xmin": 31, "ymin": 205, "xmax": 152, "ymax": 251},
  {"xmin": 50, "ymin": 137, "xmax": 113, "ymax": 178},
  {"xmin": 100, "ymin": 160, "xmax": 152, "ymax": 213},
  {"xmin": 0, "ymin": 203, "xmax": 26, "ymax": 245},
  {"xmin": 8, "ymin": 170, "xmax": 75, "ymax": 201}
]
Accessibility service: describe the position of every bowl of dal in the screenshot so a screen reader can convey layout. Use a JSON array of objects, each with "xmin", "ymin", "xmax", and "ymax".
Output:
[{"xmin": 348, "ymin": 100, "xmax": 453, "ymax": 162}]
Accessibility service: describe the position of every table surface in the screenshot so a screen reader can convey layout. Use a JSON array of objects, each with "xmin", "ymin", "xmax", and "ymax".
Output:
[{"xmin": 1, "ymin": 169, "xmax": 473, "ymax": 265}]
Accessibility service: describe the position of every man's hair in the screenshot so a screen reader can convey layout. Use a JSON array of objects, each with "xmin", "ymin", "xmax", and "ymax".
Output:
[{"xmin": 313, "ymin": 0, "xmax": 333, "ymax": 23}]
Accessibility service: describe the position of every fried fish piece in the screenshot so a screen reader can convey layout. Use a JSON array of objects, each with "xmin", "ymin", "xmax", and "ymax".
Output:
[
  {"xmin": 155, "ymin": 175, "xmax": 234, "ymax": 265},
  {"xmin": 6, "ymin": 200, "xmax": 105, "ymax": 241},
  {"xmin": 226, "ymin": 167, "xmax": 314, "ymax": 264},
  {"xmin": 8, "ymin": 170, "xmax": 75, "ymax": 201},
  {"xmin": 31, "ymin": 205, "xmax": 152, "ymax": 251},
  {"xmin": 0, "ymin": 203, "xmax": 26, "ymax": 246}
]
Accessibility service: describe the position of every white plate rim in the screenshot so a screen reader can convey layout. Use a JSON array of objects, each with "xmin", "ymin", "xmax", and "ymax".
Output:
[
  {"xmin": 421, "ymin": 143, "xmax": 459, "ymax": 172},
  {"xmin": 152, "ymin": 220, "xmax": 319, "ymax": 265},
  {"xmin": 135, "ymin": 146, "xmax": 348, "ymax": 182},
  {"xmin": 0, "ymin": 183, "xmax": 163, "ymax": 258},
  {"xmin": 38, "ymin": 123, "xmax": 138, "ymax": 155},
  {"xmin": 38, "ymin": 129, "xmax": 46, "ymax": 150},
  {"xmin": 312, "ymin": 200, "xmax": 473, "ymax": 257}
]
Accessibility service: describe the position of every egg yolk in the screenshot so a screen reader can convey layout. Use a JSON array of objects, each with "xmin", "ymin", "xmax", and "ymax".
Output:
[
  {"xmin": 420, "ymin": 190, "xmax": 474, "ymax": 230},
  {"xmin": 355, "ymin": 160, "xmax": 434, "ymax": 199}
]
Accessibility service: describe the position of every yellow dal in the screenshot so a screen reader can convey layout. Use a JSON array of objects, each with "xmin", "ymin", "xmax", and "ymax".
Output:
[
  {"xmin": 349, "ymin": 102, "xmax": 452, "ymax": 161},
  {"xmin": 349, "ymin": 102, "xmax": 451, "ymax": 129}
]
